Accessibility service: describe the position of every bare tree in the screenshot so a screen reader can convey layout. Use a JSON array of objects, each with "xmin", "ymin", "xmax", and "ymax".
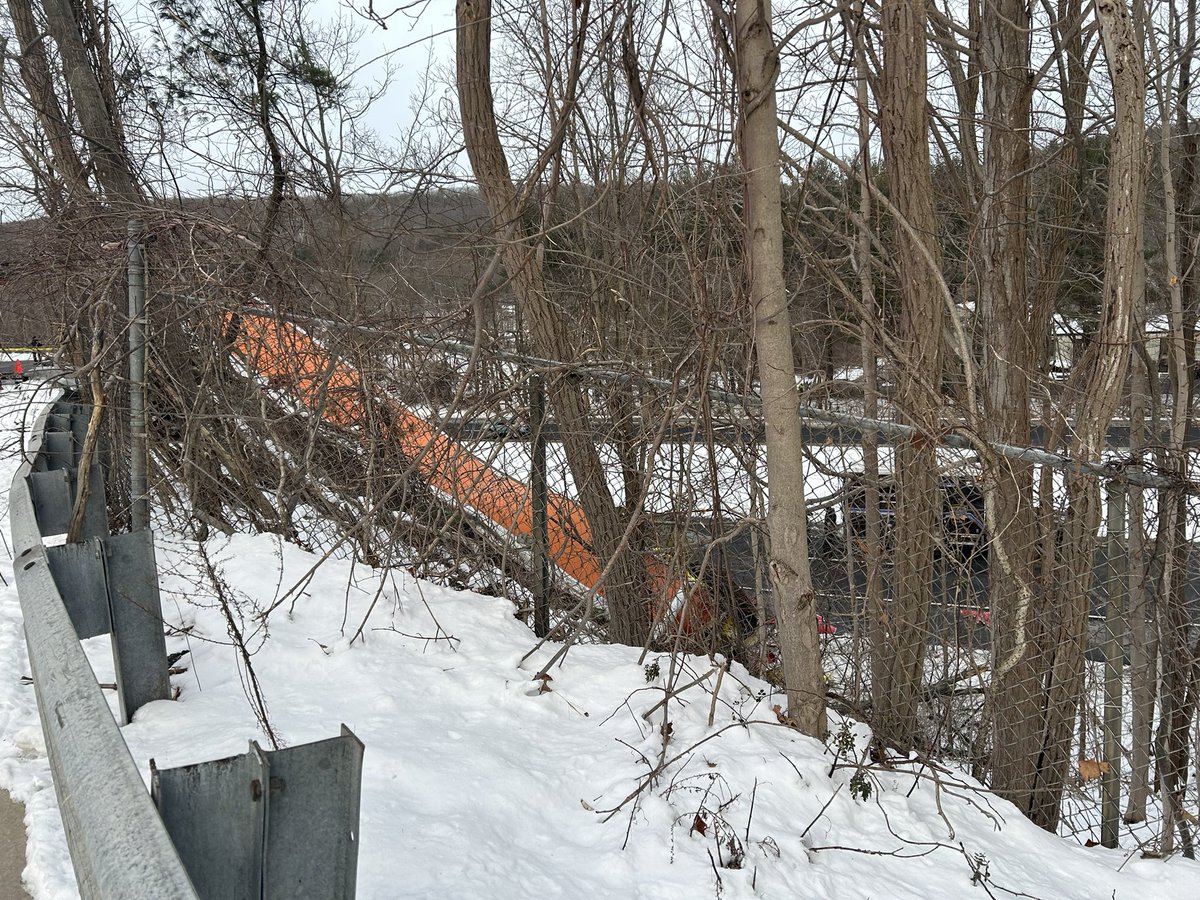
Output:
[
  {"xmin": 36, "ymin": 0, "xmax": 140, "ymax": 206},
  {"xmin": 977, "ymin": 0, "xmax": 1042, "ymax": 814},
  {"xmin": 4, "ymin": 0, "xmax": 89, "ymax": 209},
  {"xmin": 871, "ymin": 0, "xmax": 946, "ymax": 750},
  {"xmin": 1027, "ymin": 0, "xmax": 1146, "ymax": 830},
  {"xmin": 1143, "ymin": 0, "xmax": 1199, "ymax": 854},
  {"xmin": 455, "ymin": 0, "xmax": 650, "ymax": 644},
  {"xmin": 731, "ymin": 0, "xmax": 825, "ymax": 738}
]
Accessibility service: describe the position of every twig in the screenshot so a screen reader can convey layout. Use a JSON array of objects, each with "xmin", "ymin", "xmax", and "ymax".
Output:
[
  {"xmin": 745, "ymin": 777, "xmax": 758, "ymax": 844},
  {"xmin": 800, "ymin": 784, "xmax": 842, "ymax": 840},
  {"xmin": 642, "ymin": 666, "xmax": 718, "ymax": 721},
  {"xmin": 706, "ymin": 847, "xmax": 723, "ymax": 896},
  {"xmin": 195, "ymin": 539, "xmax": 281, "ymax": 748},
  {"xmin": 708, "ymin": 662, "xmax": 727, "ymax": 727}
]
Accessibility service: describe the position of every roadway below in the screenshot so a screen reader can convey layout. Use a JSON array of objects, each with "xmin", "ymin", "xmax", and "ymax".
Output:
[
  {"xmin": 0, "ymin": 792, "xmax": 28, "ymax": 898},
  {"xmin": 448, "ymin": 418, "xmax": 1196, "ymax": 449}
]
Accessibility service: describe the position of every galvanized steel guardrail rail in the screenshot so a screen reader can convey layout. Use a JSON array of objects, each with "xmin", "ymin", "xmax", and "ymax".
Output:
[
  {"xmin": 11, "ymin": 389, "xmax": 200, "ymax": 899},
  {"xmin": 11, "ymin": 389, "xmax": 363, "ymax": 899}
]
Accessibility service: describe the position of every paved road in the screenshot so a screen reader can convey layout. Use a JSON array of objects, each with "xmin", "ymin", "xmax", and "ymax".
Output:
[{"xmin": 0, "ymin": 792, "xmax": 29, "ymax": 898}]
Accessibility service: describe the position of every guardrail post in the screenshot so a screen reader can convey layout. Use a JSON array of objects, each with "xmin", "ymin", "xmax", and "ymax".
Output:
[
  {"xmin": 32, "ymin": 398, "xmax": 169, "ymax": 723},
  {"xmin": 104, "ymin": 530, "xmax": 172, "ymax": 721},
  {"xmin": 45, "ymin": 541, "xmax": 111, "ymax": 640},
  {"xmin": 42, "ymin": 525, "xmax": 171, "ymax": 725},
  {"xmin": 152, "ymin": 726, "xmax": 364, "ymax": 900},
  {"xmin": 26, "ymin": 466, "xmax": 107, "ymax": 540}
]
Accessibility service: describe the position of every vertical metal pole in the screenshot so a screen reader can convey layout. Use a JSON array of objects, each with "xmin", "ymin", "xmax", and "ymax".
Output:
[
  {"xmin": 1101, "ymin": 480, "xmax": 1126, "ymax": 849},
  {"xmin": 128, "ymin": 219, "xmax": 149, "ymax": 531},
  {"xmin": 530, "ymin": 375, "xmax": 550, "ymax": 637}
]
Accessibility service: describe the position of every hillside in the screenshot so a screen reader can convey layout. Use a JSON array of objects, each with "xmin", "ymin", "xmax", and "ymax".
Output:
[{"xmin": 0, "ymin": 381, "xmax": 1196, "ymax": 899}]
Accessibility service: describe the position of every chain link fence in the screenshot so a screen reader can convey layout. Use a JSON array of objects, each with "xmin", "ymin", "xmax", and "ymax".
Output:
[{"xmin": 158, "ymin": 306, "xmax": 1200, "ymax": 854}]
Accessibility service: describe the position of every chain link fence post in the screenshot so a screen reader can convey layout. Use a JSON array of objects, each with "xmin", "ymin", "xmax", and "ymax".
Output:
[
  {"xmin": 1102, "ymin": 479, "xmax": 1127, "ymax": 848},
  {"xmin": 128, "ymin": 219, "xmax": 149, "ymax": 531}
]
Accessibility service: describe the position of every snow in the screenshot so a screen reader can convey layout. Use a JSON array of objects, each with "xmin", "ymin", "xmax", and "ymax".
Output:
[{"xmin": 0, "ymin": 381, "xmax": 1198, "ymax": 898}]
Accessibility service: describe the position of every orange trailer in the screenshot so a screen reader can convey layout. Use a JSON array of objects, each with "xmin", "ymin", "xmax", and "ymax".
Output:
[
  {"xmin": 229, "ymin": 313, "xmax": 609, "ymax": 593},
  {"xmin": 223, "ymin": 313, "xmax": 756, "ymax": 642}
]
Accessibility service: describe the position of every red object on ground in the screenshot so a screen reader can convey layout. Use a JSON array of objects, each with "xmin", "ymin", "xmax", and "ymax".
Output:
[{"xmin": 13, "ymin": 360, "xmax": 22, "ymax": 376}]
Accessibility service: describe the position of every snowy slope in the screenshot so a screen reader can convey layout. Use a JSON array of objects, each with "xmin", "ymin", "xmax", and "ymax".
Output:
[{"xmin": 0, "ymin": 381, "xmax": 1197, "ymax": 899}]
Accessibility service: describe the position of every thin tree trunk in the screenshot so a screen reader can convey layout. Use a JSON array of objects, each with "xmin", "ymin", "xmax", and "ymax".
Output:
[
  {"xmin": 979, "ymin": 0, "xmax": 1041, "ymax": 811},
  {"xmin": 1146, "ymin": 0, "xmax": 1196, "ymax": 852},
  {"xmin": 39, "ymin": 0, "xmax": 140, "ymax": 206},
  {"xmin": 455, "ymin": 0, "xmax": 649, "ymax": 645},
  {"xmin": 851, "ymin": 1, "xmax": 882, "ymax": 713},
  {"xmin": 1124, "ymin": 298, "xmax": 1156, "ymax": 824},
  {"xmin": 873, "ymin": 0, "xmax": 945, "ymax": 750},
  {"xmin": 246, "ymin": 0, "xmax": 286, "ymax": 250},
  {"xmin": 6, "ymin": 0, "xmax": 90, "ymax": 204},
  {"xmin": 1011, "ymin": 0, "xmax": 1085, "ymax": 796},
  {"xmin": 733, "ymin": 0, "xmax": 825, "ymax": 737},
  {"xmin": 1027, "ymin": 0, "xmax": 1145, "ymax": 830}
]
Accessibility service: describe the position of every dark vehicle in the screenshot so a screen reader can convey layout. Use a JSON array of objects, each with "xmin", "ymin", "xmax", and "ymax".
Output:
[
  {"xmin": 483, "ymin": 418, "xmax": 530, "ymax": 439},
  {"xmin": 843, "ymin": 473, "xmax": 986, "ymax": 554}
]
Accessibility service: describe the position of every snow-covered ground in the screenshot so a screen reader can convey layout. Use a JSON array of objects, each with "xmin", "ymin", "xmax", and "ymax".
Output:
[{"xmin": 1, "ymin": 380, "xmax": 1198, "ymax": 898}]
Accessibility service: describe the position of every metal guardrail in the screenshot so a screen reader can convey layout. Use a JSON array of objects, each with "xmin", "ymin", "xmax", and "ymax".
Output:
[
  {"xmin": 12, "ymin": 388, "xmax": 364, "ymax": 900},
  {"xmin": 11, "ymin": 389, "xmax": 200, "ymax": 899}
]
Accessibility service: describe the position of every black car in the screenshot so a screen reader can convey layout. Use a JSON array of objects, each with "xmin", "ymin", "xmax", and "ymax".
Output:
[
  {"xmin": 842, "ymin": 473, "xmax": 986, "ymax": 552},
  {"xmin": 483, "ymin": 418, "xmax": 531, "ymax": 439}
]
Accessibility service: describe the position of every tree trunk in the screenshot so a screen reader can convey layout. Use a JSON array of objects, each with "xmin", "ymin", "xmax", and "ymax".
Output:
[
  {"xmin": 1027, "ymin": 0, "xmax": 1145, "ymax": 830},
  {"xmin": 733, "ymin": 0, "xmax": 825, "ymax": 738},
  {"xmin": 979, "ymin": 0, "xmax": 1041, "ymax": 812},
  {"xmin": 1147, "ymin": 0, "xmax": 1197, "ymax": 850},
  {"xmin": 39, "ymin": 0, "xmax": 140, "ymax": 206},
  {"xmin": 851, "ymin": 1, "xmax": 883, "ymax": 712},
  {"xmin": 455, "ymin": 0, "xmax": 649, "ymax": 645},
  {"xmin": 6, "ymin": 0, "xmax": 90, "ymax": 206},
  {"xmin": 1124, "ymin": 304, "xmax": 1156, "ymax": 824},
  {"xmin": 872, "ymin": 0, "xmax": 945, "ymax": 750}
]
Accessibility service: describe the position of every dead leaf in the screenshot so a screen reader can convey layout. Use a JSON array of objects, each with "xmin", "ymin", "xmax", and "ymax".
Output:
[
  {"xmin": 771, "ymin": 704, "xmax": 797, "ymax": 727},
  {"xmin": 660, "ymin": 721, "xmax": 674, "ymax": 744},
  {"xmin": 580, "ymin": 799, "xmax": 595, "ymax": 812},
  {"xmin": 691, "ymin": 814, "xmax": 707, "ymax": 836},
  {"xmin": 869, "ymin": 741, "xmax": 894, "ymax": 770},
  {"xmin": 1077, "ymin": 758, "xmax": 1111, "ymax": 782}
]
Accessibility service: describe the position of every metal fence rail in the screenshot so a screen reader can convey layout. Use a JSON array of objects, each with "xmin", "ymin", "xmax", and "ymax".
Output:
[{"xmin": 11, "ymin": 389, "xmax": 199, "ymax": 899}]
